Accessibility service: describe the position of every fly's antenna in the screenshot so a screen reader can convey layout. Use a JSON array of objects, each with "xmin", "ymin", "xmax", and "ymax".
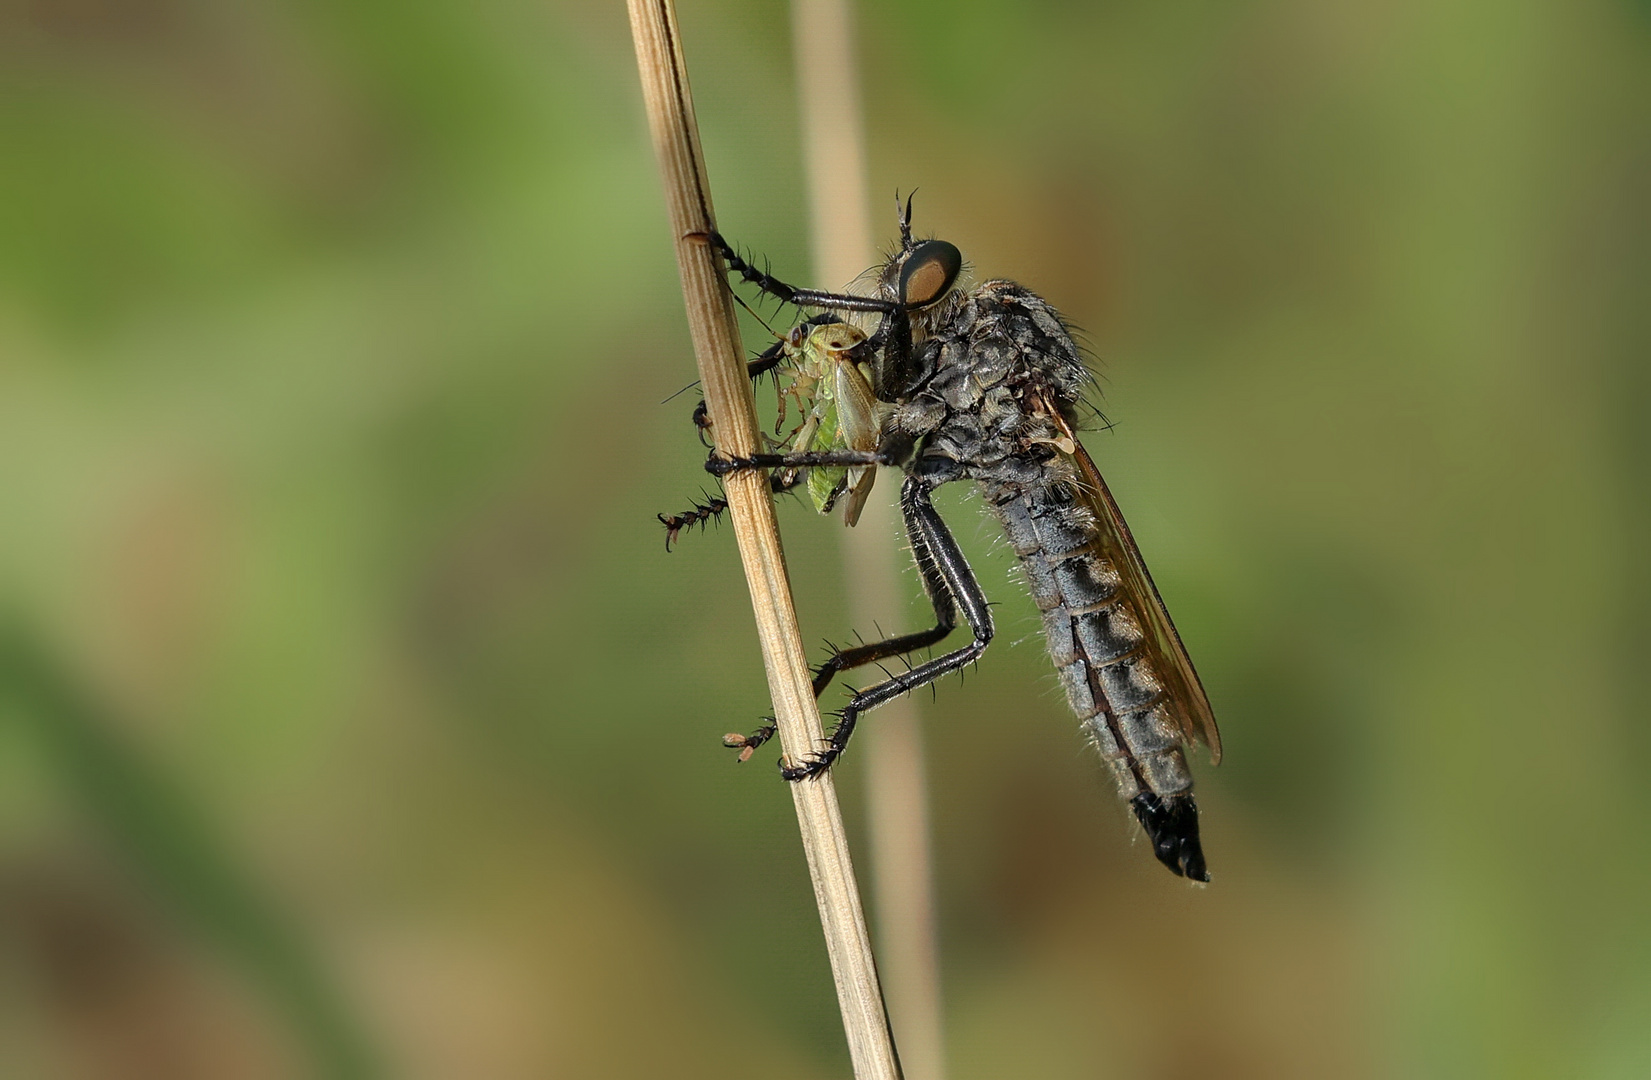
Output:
[{"xmin": 897, "ymin": 189, "xmax": 917, "ymax": 249}]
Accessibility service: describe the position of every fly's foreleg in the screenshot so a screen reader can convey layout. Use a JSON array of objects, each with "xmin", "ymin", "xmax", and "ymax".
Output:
[
  {"xmin": 697, "ymin": 232, "xmax": 901, "ymax": 316},
  {"xmin": 783, "ymin": 477, "xmax": 995, "ymax": 781}
]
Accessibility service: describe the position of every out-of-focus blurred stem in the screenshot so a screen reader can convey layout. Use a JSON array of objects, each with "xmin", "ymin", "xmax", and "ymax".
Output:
[
  {"xmin": 789, "ymin": 2, "xmax": 949, "ymax": 1079},
  {"xmin": 626, "ymin": 4, "xmax": 901, "ymax": 1078},
  {"xmin": 0, "ymin": 621, "xmax": 381, "ymax": 1080}
]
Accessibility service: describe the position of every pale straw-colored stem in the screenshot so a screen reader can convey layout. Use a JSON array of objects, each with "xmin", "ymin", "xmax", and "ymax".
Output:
[
  {"xmin": 626, "ymin": 4, "xmax": 901, "ymax": 1078},
  {"xmin": 788, "ymin": 3, "xmax": 948, "ymax": 1079}
]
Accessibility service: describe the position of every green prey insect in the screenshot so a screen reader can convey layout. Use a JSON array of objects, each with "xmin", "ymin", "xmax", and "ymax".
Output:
[
  {"xmin": 658, "ymin": 313, "xmax": 882, "ymax": 549},
  {"xmin": 770, "ymin": 319, "xmax": 883, "ymax": 526}
]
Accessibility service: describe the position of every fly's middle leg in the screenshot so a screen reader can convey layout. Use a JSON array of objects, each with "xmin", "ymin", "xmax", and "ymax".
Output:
[
  {"xmin": 660, "ymin": 447, "xmax": 873, "ymax": 551},
  {"xmin": 658, "ymin": 495, "xmax": 728, "ymax": 551},
  {"xmin": 662, "ymin": 335, "xmax": 808, "ymax": 546},
  {"xmin": 783, "ymin": 476, "xmax": 995, "ymax": 781},
  {"xmin": 705, "ymin": 448, "xmax": 889, "ymax": 476},
  {"xmin": 657, "ymin": 468, "xmax": 806, "ymax": 550}
]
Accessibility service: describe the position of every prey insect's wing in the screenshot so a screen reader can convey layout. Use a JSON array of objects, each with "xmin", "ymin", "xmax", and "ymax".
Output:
[
  {"xmin": 839, "ymin": 468, "xmax": 878, "ymax": 527},
  {"xmin": 831, "ymin": 357, "xmax": 881, "ymax": 527},
  {"xmin": 777, "ymin": 322, "xmax": 881, "ymax": 525},
  {"xmin": 1049, "ymin": 407, "xmax": 1223, "ymax": 764}
]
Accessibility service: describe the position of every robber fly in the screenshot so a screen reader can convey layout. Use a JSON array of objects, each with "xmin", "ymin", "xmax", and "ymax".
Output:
[{"xmin": 669, "ymin": 198, "xmax": 1222, "ymax": 881}]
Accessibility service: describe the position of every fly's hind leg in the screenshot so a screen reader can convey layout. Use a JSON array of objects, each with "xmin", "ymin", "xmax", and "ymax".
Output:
[
  {"xmin": 723, "ymin": 496, "xmax": 957, "ymax": 764},
  {"xmin": 722, "ymin": 717, "xmax": 777, "ymax": 762},
  {"xmin": 808, "ymin": 513, "xmax": 956, "ymax": 699},
  {"xmin": 783, "ymin": 476, "xmax": 995, "ymax": 781}
]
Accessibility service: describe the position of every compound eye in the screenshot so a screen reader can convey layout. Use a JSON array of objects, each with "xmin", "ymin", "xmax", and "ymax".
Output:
[{"xmin": 898, "ymin": 240, "xmax": 962, "ymax": 308}]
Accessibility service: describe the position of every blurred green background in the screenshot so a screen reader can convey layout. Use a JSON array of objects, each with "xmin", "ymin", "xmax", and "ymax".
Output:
[{"xmin": 1, "ymin": 0, "xmax": 1648, "ymax": 1076}]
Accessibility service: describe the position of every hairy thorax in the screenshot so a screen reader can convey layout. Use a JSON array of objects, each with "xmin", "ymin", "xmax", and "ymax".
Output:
[{"xmin": 894, "ymin": 280, "xmax": 1092, "ymax": 487}]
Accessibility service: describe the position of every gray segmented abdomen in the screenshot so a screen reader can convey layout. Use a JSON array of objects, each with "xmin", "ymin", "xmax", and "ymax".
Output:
[{"xmin": 984, "ymin": 479, "xmax": 1193, "ymax": 802}]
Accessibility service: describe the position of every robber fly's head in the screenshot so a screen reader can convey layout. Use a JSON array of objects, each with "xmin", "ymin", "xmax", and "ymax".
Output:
[
  {"xmin": 896, "ymin": 240, "xmax": 963, "ymax": 310},
  {"xmin": 867, "ymin": 194, "xmax": 966, "ymax": 402},
  {"xmin": 877, "ymin": 237, "xmax": 963, "ymax": 322},
  {"xmin": 882, "ymin": 192, "xmax": 963, "ymax": 312}
]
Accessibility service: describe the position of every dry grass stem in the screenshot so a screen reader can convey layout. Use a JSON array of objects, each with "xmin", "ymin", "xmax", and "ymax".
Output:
[
  {"xmin": 787, "ymin": 2, "xmax": 948, "ymax": 1078},
  {"xmin": 626, "ymin": 2, "xmax": 901, "ymax": 1077}
]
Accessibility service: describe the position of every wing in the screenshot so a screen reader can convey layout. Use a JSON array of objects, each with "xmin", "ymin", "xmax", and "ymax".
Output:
[
  {"xmin": 1048, "ymin": 407, "xmax": 1222, "ymax": 764},
  {"xmin": 832, "ymin": 357, "xmax": 881, "ymax": 528}
]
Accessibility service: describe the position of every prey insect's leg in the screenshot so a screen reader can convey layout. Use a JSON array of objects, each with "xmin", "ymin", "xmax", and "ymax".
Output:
[
  {"xmin": 783, "ymin": 476, "xmax": 995, "ymax": 781},
  {"xmin": 665, "ymin": 327, "xmax": 823, "ymax": 546},
  {"xmin": 691, "ymin": 333, "xmax": 800, "ymax": 446}
]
